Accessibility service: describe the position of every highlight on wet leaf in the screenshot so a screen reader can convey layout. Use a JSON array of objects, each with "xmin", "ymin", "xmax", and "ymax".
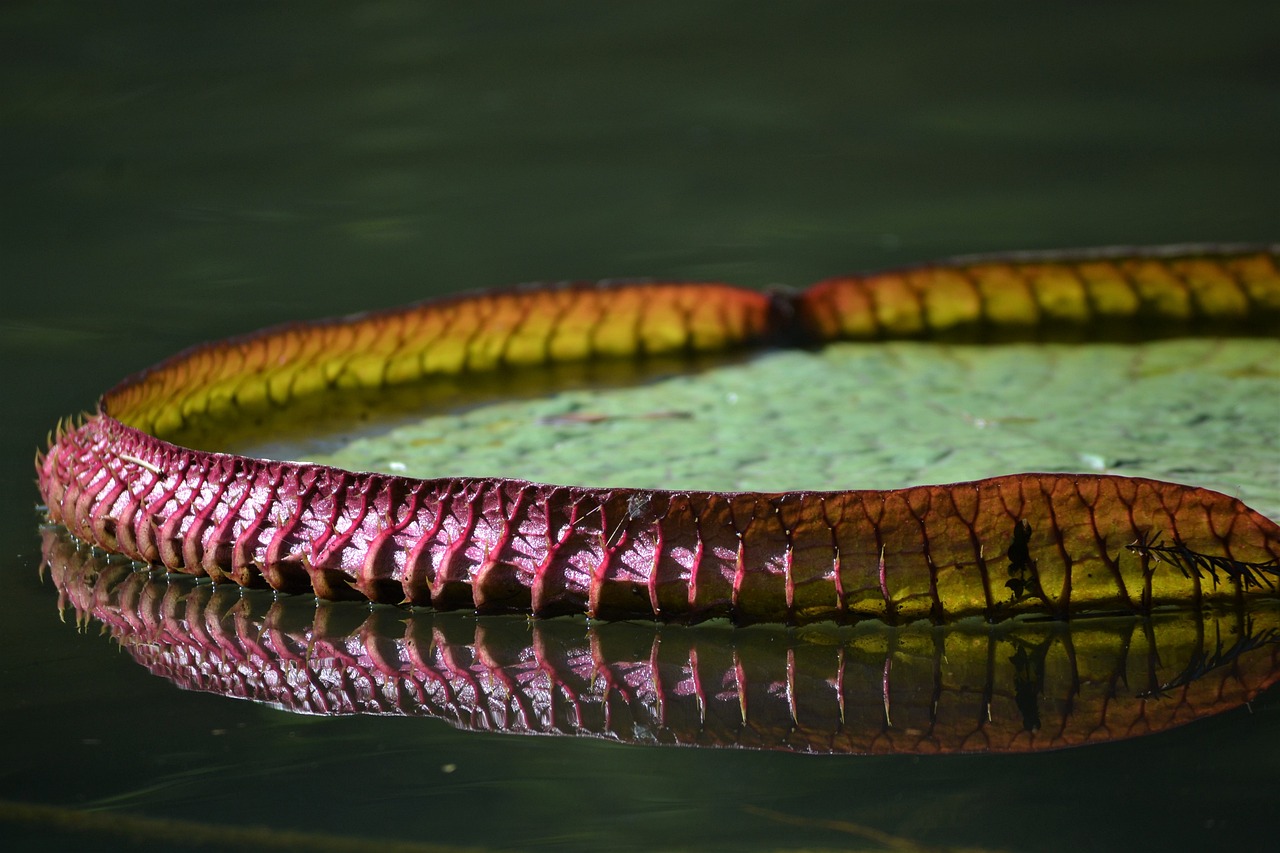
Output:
[{"xmin": 34, "ymin": 245, "xmax": 1280, "ymax": 624}]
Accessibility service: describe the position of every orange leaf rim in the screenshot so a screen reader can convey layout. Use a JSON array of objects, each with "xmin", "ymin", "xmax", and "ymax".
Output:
[{"xmin": 36, "ymin": 245, "xmax": 1280, "ymax": 625}]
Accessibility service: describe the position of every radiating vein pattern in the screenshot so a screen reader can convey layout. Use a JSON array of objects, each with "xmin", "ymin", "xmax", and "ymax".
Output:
[
  {"xmin": 36, "ymin": 246, "xmax": 1280, "ymax": 623},
  {"xmin": 44, "ymin": 532, "xmax": 1280, "ymax": 755}
]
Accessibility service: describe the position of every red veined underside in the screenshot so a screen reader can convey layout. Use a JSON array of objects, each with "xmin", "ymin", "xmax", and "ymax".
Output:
[
  {"xmin": 36, "ymin": 245, "xmax": 1280, "ymax": 624},
  {"xmin": 42, "ymin": 528, "xmax": 1280, "ymax": 755}
]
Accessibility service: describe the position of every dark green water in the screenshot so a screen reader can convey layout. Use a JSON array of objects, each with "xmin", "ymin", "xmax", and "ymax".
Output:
[{"xmin": 3, "ymin": 2, "xmax": 1278, "ymax": 851}]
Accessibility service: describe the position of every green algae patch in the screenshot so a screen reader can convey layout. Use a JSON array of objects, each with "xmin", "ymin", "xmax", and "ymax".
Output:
[{"xmin": 241, "ymin": 338, "xmax": 1280, "ymax": 521}]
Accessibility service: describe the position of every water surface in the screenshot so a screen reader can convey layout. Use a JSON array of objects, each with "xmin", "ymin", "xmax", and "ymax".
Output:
[{"xmin": 4, "ymin": 3, "xmax": 1279, "ymax": 851}]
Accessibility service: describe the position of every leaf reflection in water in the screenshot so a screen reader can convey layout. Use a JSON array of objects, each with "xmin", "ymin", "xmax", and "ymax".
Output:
[{"xmin": 41, "ymin": 527, "xmax": 1280, "ymax": 756}]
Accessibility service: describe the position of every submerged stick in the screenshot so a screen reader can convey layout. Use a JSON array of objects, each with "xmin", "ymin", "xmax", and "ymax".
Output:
[{"xmin": 36, "ymin": 246, "xmax": 1280, "ymax": 623}]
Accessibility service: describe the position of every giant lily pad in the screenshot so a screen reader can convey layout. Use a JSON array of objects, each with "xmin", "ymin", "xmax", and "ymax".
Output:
[{"xmin": 36, "ymin": 246, "xmax": 1280, "ymax": 624}]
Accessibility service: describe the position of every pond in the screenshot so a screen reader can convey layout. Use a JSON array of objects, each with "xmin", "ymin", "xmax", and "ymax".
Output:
[{"xmin": 4, "ymin": 3, "xmax": 1279, "ymax": 851}]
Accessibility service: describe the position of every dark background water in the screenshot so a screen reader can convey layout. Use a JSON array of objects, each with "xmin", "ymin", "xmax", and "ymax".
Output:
[{"xmin": 3, "ymin": 2, "xmax": 1278, "ymax": 850}]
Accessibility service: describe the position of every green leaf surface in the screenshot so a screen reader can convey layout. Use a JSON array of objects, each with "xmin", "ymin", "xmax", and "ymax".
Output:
[{"xmin": 244, "ymin": 338, "xmax": 1280, "ymax": 521}]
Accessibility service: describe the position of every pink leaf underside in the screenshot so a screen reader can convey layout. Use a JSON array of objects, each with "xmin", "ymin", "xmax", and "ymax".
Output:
[
  {"xmin": 37, "ymin": 246, "xmax": 1280, "ymax": 623},
  {"xmin": 43, "ymin": 527, "xmax": 1280, "ymax": 754}
]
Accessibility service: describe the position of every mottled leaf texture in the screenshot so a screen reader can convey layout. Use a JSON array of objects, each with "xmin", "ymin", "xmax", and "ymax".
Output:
[{"xmin": 37, "ymin": 246, "xmax": 1280, "ymax": 623}]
